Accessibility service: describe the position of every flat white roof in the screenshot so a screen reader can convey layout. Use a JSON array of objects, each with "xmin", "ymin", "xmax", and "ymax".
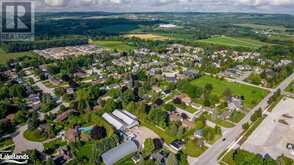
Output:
[
  {"xmin": 102, "ymin": 113, "xmax": 125, "ymax": 130},
  {"xmin": 123, "ymin": 110, "xmax": 138, "ymax": 120},
  {"xmin": 112, "ymin": 110, "xmax": 136, "ymax": 126}
]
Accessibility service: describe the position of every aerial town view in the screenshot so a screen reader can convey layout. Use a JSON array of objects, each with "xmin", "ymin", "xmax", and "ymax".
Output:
[{"xmin": 0, "ymin": 0, "xmax": 293, "ymax": 165}]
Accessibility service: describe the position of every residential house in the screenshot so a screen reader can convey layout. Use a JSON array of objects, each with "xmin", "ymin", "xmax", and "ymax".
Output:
[{"xmin": 227, "ymin": 97, "xmax": 242, "ymax": 111}]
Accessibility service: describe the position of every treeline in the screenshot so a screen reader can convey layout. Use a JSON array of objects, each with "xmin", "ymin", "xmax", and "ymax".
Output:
[{"xmin": 1, "ymin": 38, "xmax": 88, "ymax": 52}]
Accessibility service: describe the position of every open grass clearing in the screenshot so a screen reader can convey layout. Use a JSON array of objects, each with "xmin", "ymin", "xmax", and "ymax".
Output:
[
  {"xmin": 234, "ymin": 23, "xmax": 287, "ymax": 31},
  {"xmin": 190, "ymin": 76, "xmax": 268, "ymax": 109},
  {"xmin": 0, "ymin": 49, "xmax": 36, "ymax": 64},
  {"xmin": 126, "ymin": 33, "xmax": 170, "ymax": 41},
  {"xmin": 90, "ymin": 40, "xmax": 135, "ymax": 52},
  {"xmin": 196, "ymin": 36, "xmax": 267, "ymax": 49}
]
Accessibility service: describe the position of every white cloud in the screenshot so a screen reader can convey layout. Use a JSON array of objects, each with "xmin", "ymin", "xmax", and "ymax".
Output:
[
  {"xmin": 238, "ymin": 0, "xmax": 294, "ymax": 6},
  {"xmin": 39, "ymin": 0, "xmax": 293, "ymax": 13}
]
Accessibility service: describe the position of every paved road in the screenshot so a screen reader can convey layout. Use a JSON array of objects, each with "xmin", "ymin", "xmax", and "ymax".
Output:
[
  {"xmin": 224, "ymin": 77, "xmax": 273, "ymax": 92},
  {"xmin": 35, "ymin": 81, "xmax": 55, "ymax": 96},
  {"xmin": 193, "ymin": 72, "xmax": 294, "ymax": 165},
  {"xmin": 12, "ymin": 125, "xmax": 44, "ymax": 153}
]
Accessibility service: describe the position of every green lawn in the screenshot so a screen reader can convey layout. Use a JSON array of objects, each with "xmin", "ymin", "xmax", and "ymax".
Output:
[
  {"xmin": 285, "ymin": 81, "xmax": 294, "ymax": 93},
  {"xmin": 203, "ymin": 113, "xmax": 235, "ymax": 128},
  {"xmin": 196, "ymin": 36, "xmax": 267, "ymax": 49},
  {"xmin": 239, "ymin": 117, "xmax": 264, "ymax": 145},
  {"xmin": 174, "ymin": 103, "xmax": 198, "ymax": 114},
  {"xmin": 91, "ymin": 40, "xmax": 135, "ymax": 52},
  {"xmin": 183, "ymin": 139, "xmax": 208, "ymax": 157},
  {"xmin": 142, "ymin": 121, "xmax": 176, "ymax": 144},
  {"xmin": 190, "ymin": 76, "xmax": 268, "ymax": 109},
  {"xmin": 0, "ymin": 49, "xmax": 35, "ymax": 64},
  {"xmin": 23, "ymin": 129, "xmax": 48, "ymax": 142},
  {"xmin": 229, "ymin": 111, "xmax": 245, "ymax": 123},
  {"xmin": 114, "ymin": 153, "xmax": 136, "ymax": 165}
]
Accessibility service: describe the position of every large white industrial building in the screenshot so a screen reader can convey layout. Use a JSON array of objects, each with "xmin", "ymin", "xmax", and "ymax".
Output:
[{"xmin": 102, "ymin": 110, "xmax": 139, "ymax": 131}]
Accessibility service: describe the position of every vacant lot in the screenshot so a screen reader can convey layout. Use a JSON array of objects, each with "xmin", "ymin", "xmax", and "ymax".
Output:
[
  {"xmin": 126, "ymin": 33, "xmax": 170, "ymax": 41},
  {"xmin": 196, "ymin": 36, "xmax": 267, "ymax": 49},
  {"xmin": 190, "ymin": 76, "xmax": 268, "ymax": 109},
  {"xmin": 91, "ymin": 40, "xmax": 134, "ymax": 52},
  {"xmin": 0, "ymin": 49, "xmax": 35, "ymax": 64}
]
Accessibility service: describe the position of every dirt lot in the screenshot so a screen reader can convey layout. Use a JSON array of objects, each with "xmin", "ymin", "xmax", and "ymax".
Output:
[
  {"xmin": 127, "ymin": 126, "xmax": 160, "ymax": 147},
  {"xmin": 241, "ymin": 97, "xmax": 294, "ymax": 159}
]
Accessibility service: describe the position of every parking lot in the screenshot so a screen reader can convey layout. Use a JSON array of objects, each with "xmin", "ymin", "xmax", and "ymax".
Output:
[{"xmin": 241, "ymin": 97, "xmax": 294, "ymax": 159}]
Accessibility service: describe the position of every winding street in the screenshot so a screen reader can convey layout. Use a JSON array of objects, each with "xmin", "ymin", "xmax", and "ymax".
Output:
[{"xmin": 12, "ymin": 125, "xmax": 44, "ymax": 153}]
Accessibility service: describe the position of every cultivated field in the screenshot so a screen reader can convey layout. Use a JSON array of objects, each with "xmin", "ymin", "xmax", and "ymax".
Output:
[
  {"xmin": 234, "ymin": 23, "xmax": 287, "ymax": 31},
  {"xmin": 196, "ymin": 36, "xmax": 267, "ymax": 49},
  {"xmin": 126, "ymin": 33, "xmax": 170, "ymax": 41},
  {"xmin": 190, "ymin": 76, "xmax": 268, "ymax": 109}
]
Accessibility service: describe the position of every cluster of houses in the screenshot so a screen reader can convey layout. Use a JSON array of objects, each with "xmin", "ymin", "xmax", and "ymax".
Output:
[{"xmin": 34, "ymin": 45, "xmax": 104, "ymax": 60}]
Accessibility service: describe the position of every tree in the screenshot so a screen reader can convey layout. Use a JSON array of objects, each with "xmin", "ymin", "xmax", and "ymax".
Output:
[
  {"xmin": 242, "ymin": 123, "xmax": 250, "ymax": 130},
  {"xmin": 176, "ymin": 151, "xmax": 189, "ymax": 165},
  {"xmin": 76, "ymin": 89, "xmax": 90, "ymax": 111},
  {"xmin": 223, "ymin": 88, "xmax": 232, "ymax": 99},
  {"xmin": 90, "ymin": 125, "xmax": 107, "ymax": 140},
  {"xmin": 167, "ymin": 153, "xmax": 178, "ymax": 165},
  {"xmin": 164, "ymin": 104, "xmax": 176, "ymax": 112},
  {"xmin": 14, "ymin": 110, "xmax": 27, "ymax": 124},
  {"xmin": 54, "ymin": 87, "xmax": 65, "ymax": 97},
  {"xmin": 142, "ymin": 138, "xmax": 155, "ymax": 158},
  {"xmin": 28, "ymin": 112, "xmax": 39, "ymax": 129}
]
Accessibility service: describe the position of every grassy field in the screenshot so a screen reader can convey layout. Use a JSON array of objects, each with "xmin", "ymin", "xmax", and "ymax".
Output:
[
  {"xmin": 234, "ymin": 23, "xmax": 287, "ymax": 31},
  {"xmin": 91, "ymin": 40, "xmax": 135, "ymax": 52},
  {"xmin": 0, "ymin": 49, "xmax": 35, "ymax": 64},
  {"xmin": 126, "ymin": 33, "xmax": 170, "ymax": 41},
  {"xmin": 190, "ymin": 76, "xmax": 268, "ymax": 109},
  {"xmin": 196, "ymin": 36, "xmax": 267, "ymax": 49}
]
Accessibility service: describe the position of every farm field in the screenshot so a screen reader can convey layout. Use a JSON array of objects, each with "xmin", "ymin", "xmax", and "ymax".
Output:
[
  {"xmin": 126, "ymin": 33, "xmax": 170, "ymax": 41},
  {"xmin": 0, "ymin": 49, "xmax": 35, "ymax": 64},
  {"xmin": 190, "ymin": 76, "xmax": 268, "ymax": 109},
  {"xmin": 91, "ymin": 40, "xmax": 135, "ymax": 52},
  {"xmin": 234, "ymin": 23, "xmax": 287, "ymax": 31},
  {"xmin": 196, "ymin": 36, "xmax": 267, "ymax": 49}
]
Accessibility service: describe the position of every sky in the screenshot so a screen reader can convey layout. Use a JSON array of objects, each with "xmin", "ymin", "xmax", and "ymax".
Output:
[{"xmin": 36, "ymin": 0, "xmax": 294, "ymax": 14}]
